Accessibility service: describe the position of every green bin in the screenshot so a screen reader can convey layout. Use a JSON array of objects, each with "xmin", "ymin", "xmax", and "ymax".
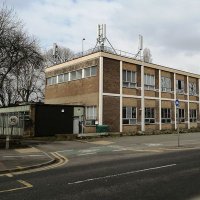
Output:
[{"xmin": 96, "ymin": 125, "xmax": 109, "ymax": 133}]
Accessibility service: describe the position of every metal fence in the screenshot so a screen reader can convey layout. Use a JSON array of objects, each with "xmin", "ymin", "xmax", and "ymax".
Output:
[{"xmin": 0, "ymin": 112, "xmax": 26, "ymax": 136}]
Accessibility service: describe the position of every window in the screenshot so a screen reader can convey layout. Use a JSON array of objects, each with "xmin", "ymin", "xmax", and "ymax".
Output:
[
  {"xmin": 71, "ymin": 70, "xmax": 82, "ymax": 81},
  {"xmin": 189, "ymin": 82, "xmax": 197, "ymax": 96},
  {"xmin": 58, "ymin": 74, "xmax": 64, "ymax": 83},
  {"xmin": 176, "ymin": 80, "xmax": 184, "ymax": 94},
  {"xmin": 123, "ymin": 107, "xmax": 137, "ymax": 124},
  {"xmin": 145, "ymin": 108, "xmax": 155, "ymax": 124},
  {"xmin": 123, "ymin": 70, "xmax": 137, "ymax": 88},
  {"xmin": 161, "ymin": 108, "xmax": 171, "ymax": 123},
  {"xmin": 144, "ymin": 74, "xmax": 155, "ymax": 90},
  {"xmin": 86, "ymin": 106, "xmax": 97, "ymax": 120},
  {"xmin": 64, "ymin": 73, "xmax": 69, "ymax": 82},
  {"xmin": 84, "ymin": 66, "xmax": 97, "ymax": 78},
  {"xmin": 190, "ymin": 109, "xmax": 197, "ymax": 122},
  {"xmin": 46, "ymin": 76, "xmax": 57, "ymax": 85},
  {"xmin": 177, "ymin": 109, "xmax": 185, "ymax": 122},
  {"xmin": 161, "ymin": 76, "xmax": 171, "ymax": 92}
]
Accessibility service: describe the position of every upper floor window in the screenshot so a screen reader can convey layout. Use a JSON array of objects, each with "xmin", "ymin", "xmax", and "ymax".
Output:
[
  {"xmin": 161, "ymin": 76, "xmax": 171, "ymax": 92},
  {"xmin": 161, "ymin": 108, "xmax": 171, "ymax": 123},
  {"xmin": 145, "ymin": 108, "xmax": 155, "ymax": 124},
  {"xmin": 123, "ymin": 107, "xmax": 137, "ymax": 124},
  {"xmin": 190, "ymin": 109, "xmax": 197, "ymax": 122},
  {"xmin": 176, "ymin": 80, "xmax": 184, "ymax": 94},
  {"xmin": 123, "ymin": 70, "xmax": 137, "ymax": 88},
  {"xmin": 46, "ymin": 76, "xmax": 57, "ymax": 85},
  {"xmin": 144, "ymin": 74, "xmax": 155, "ymax": 90},
  {"xmin": 86, "ymin": 106, "xmax": 97, "ymax": 120},
  {"xmin": 178, "ymin": 109, "xmax": 185, "ymax": 122},
  {"xmin": 189, "ymin": 82, "xmax": 197, "ymax": 96},
  {"xmin": 71, "ymin": 69, "xmax": 82, "ymax": 81},
  {"xmin": 58, "ymin": 74, "xmax": 64, "ymax": 83},
  {"xmin": 84, "ymin": 66, "xmax": 97, "ymax": 78},
  {"xmin": 64, "ymin": 73, "xmax": 69, "ymax": 82}
]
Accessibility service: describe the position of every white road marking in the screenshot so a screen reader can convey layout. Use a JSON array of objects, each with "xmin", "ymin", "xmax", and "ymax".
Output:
[
  {"xmin": 78, "ymin": 152, "xmax": 97, "ymax": 156},
  {"xmin": 68, "ymin": 163, "xmax": 177, "ymax": 185}
]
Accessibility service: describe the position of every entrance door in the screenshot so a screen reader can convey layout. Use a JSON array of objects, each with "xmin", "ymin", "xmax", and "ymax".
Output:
[{"xmin": 73, "ymin": 117, "xmax": 79, "ymax": 134}]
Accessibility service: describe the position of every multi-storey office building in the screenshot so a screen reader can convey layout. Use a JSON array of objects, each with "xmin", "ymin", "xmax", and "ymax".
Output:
[{"xmin": 45, "ymin": 48, "xmax": 200, "ymax": 133}]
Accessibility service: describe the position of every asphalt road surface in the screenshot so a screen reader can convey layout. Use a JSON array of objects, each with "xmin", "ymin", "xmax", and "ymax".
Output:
[{"xmin": 1, "ymin": 148, "xmax": 200, "ymax": 200}]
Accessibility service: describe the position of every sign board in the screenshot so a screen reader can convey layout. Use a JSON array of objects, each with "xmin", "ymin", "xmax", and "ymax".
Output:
[
  {"xmin": 175, "ymin": 99, "xmax": 180, "ymax": 107},
  {"xmin": 8, "ymin": 116, "xmax": 19, "ymax": 126}
]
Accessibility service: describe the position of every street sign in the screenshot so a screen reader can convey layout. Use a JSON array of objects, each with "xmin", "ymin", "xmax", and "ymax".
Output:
[{"xmin": 175, "ymin": 99, "xmax": 180, "ymax": 107}]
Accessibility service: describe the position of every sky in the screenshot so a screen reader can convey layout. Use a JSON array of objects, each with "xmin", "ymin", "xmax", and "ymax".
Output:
[{"xmin": 3, "ymin": 0, "xmax": 200, "ymax": 74}]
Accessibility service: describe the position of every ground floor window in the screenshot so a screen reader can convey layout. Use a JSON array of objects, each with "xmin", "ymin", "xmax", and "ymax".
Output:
[
  {"xmin": 86, "ymin": 106, "xmax": 97, "ymax": 120},
  {"xmin": 123, "ymin": 107, "xmax": 136, "ymax": 125},
  {"xmin": 178, "ymin": 109, "xmax": 185, "ymax": 122},
  {"xmin": 145, "ymin": 108, "xmax": 155, "ymax": 124},
  {"xmin": 161, "ymin": 108, "xmax": 171, "ymax": 123},
  {"xmin": 190, "ymin": 109, "xmax": 197, "ymax": 122}
]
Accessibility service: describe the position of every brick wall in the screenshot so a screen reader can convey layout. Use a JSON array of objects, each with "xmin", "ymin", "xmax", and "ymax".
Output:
[{"xmin": 103, "ymin": 96, "xmax": 120, "ymax": 131}]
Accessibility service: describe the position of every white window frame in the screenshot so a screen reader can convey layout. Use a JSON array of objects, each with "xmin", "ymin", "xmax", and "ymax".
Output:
[
  {"xmin": 144, "ymin": 74, "xmax": 155, "ymax": 90},
  {"xmin": 161, "ymin": 76, "xmax": 171, "ymax": 92},
  {"xmin": 46, "ymin": 76, "xmax": 57, "ymax": 85},
  {"xmin": 178, "ymin": 109, "xmax": 185, "ymax": 122},
  {"xmin": 176, "ymin": 80, "xmax": 184, "ymax": 94},
  {"xmin": 122, "ymin": 106, "xmax": 137, "ymax": 125},
  {"xmin": 123, "ymin": 70, "xmax": 137, "ymax": 88},
  {"xmin": 145, "ymin": 108, "xmax": 155, "ymax": 124},
  {"xmin": 86, "ymin": 106, "xmax": 97, "ymax": 120},
  {"xmin": 84, "ymin": 66, "xmax": 97, "ymax": 78},
  {"xmin": 190, "ymin": 109, "xmax": 197, "ymax": 122},
  {"xmin": 58, "ymin": 74, "xmax": 64, "ymax": 83},
  {"xmin": 189, "ymin": 82, "xmax": 197, "ymax": 96},
  {"xmin": 161, "ymin": 108, "xmax": 171, "ymax": 123}
]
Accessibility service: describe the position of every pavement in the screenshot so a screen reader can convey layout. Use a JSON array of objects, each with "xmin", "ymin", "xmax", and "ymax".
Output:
[{"xmin": 1, "ymin": 132, "xmax": 200, "ymax": 175}]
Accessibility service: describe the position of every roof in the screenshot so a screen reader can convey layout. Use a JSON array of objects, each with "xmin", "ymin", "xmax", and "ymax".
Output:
[{"xmin": 45, "ymin": 47, "xmax": 200, "ymax": 78}]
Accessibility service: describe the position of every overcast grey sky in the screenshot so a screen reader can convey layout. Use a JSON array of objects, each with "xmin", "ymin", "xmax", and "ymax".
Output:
[{"xmin": 3, "ymin": 0, "xmax": 200, "ymax": 74}]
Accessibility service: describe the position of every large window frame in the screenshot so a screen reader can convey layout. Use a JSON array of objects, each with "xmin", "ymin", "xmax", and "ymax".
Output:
[
  {"xmin": 145, "ymin": 108, "xmax": 155, "ymax": 124},
  {"xmin": 189, "ymin": 82, "xmax": 197, "ymax": 96},
  {"xmin": 161, "ymin": 108, "xmax": 171, "ymax": 123},
  {"xmin": 144, "ymin": 74, "xmax": 155, "ymax": 90},
  {"xmin": 161, "ymin": 76, "xmax": 171, "ymax": 92},
  {"xmin": 46, "ymin": 76, "xmax": 57, "ymax": 85},
  {"xmin": 190, "ymin": 109, "xmax": 197, "ymax": 122},
  {"xmin": 84, "ymin": 66, "xmax": 97, "ymax": 78},
  {"xmin": 177, "ymin": 109, "xmax": 185, "ymax": 122},
  {"xmin": 123, "ymin": 70, "xmax": 137, "ymax": 88},
  {"xmin": 176, "ymin": 80, "xmax": 184, "ymax": 94},
  {"xmin": 123, "ymin": 107, "xmax": 137, "ymax": 125},
  {"xmin": 85, "ymin": 106, "xmax": 97, "ymax": 120}
]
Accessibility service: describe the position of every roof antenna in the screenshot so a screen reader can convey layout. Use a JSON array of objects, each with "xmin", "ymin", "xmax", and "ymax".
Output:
[
  {"xmin": 134, "ymin": 34, "xmax": 143, "ymax": 60},
  {"xmin": 53, "ymin": 43, "xmax": 65, "ymax": 64},
  {"xmin": 93, "ymin": 24, "xmax": 116, "ymax": 54}
]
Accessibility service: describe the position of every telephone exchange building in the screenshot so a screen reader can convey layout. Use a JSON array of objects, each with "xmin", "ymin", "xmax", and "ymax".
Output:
[{"xmin": 45, "ymin": 48, "xmax": 200, "ymax": 133}]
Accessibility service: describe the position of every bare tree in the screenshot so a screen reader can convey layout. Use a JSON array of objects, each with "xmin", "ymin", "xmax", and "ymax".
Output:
[
  {"xmin": 143, "ymin": 48, "xmax": 153, "ymax": 63},
  {"xmin": 0, "ymin": 4, "xmax": 44, "ymax": 106}
]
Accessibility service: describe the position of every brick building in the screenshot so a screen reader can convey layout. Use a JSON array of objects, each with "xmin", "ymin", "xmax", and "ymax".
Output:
[{"xmin": 45, "ymin": 47, "xmax": 200, "ymax": 133}]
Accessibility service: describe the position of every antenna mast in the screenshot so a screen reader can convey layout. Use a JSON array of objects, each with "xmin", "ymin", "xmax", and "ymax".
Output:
[
  {"xmin": 135, "ymin": 34, "xmax": 143, "ymax": 59},
  {"xmin": 93, "ymin": 24, "xmax": 116, "ymax": 53},
  {"xmin": 53, "ymin": 43, "xmax": 65, "ymax": 64}
]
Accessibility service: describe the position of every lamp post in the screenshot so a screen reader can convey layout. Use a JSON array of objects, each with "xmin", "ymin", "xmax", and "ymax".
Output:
[{"xmin": 82, "ymin": 38, "xmax": 85, "ymax": 56}]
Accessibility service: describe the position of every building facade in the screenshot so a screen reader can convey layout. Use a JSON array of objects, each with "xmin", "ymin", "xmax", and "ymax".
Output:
[{"xmin": 45, "ymin": 50, "xmax": 200, "ymax": 133}]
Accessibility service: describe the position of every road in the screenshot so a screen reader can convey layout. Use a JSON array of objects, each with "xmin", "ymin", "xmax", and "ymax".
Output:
[{"xmin": 1, "ymin": 147, "xmax": 200, "ymax": 200}]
